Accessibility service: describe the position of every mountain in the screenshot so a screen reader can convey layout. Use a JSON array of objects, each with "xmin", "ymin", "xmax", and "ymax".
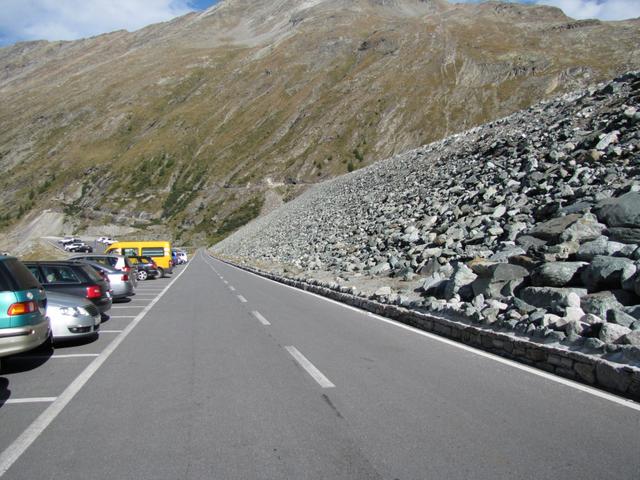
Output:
[{"xmin": 0, "ymin": 0, "xmax": 639, "ymax": 247}]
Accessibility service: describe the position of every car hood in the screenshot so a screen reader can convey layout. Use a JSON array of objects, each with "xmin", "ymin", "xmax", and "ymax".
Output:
[{"xmin": 46, "ymin": 291, "xmax": 93, "ymax": 309}]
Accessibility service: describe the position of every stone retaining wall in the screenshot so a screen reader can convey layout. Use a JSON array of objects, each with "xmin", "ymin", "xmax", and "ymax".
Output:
[{"xmin": 213, "ymin": 255, "xmax": 640, "ymax": 401}]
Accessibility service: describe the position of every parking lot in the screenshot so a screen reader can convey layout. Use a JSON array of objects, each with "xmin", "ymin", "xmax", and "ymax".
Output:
[{"xmin": 0, "ymin": 265, "xmax": 183, "ymax": 458}]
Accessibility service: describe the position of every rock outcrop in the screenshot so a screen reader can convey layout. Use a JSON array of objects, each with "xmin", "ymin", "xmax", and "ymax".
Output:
[{"xmin": 213, "ymin": 72, "xmax": 640, "ymax": 366}]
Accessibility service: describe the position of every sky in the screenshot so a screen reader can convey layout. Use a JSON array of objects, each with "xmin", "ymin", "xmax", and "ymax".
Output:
[{"xmin": 0, "ymin": 0, "xmax": 639, "ymax": 47}]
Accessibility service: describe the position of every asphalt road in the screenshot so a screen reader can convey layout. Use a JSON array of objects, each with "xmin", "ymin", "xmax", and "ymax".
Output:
[{"xmin": 1, "ymin": 250, "xmax": 639, "ymax": 479}]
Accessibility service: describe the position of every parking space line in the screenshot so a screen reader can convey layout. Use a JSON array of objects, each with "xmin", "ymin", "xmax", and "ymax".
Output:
[
  {"xmin": 237, "ymin": 295, "xmax": 247, "ymax": 303},
  {"xmin": 284, "ymin": 346, "xmax": 335, "ymax": 389},
  {"xmin": 111, "ymin": 306, "xmax": 145, "ymax": 309},
  {"xmin": 4, "ymin": 398, "xmax": 57, "ymax": 405},
  {"xmin": 99, "ymin": 330, "xmax": 123, "ymax": 333},
  {"xmin": 52, "ymin": 354, "xmax": 100, "ymax": 359},
  {"xmin": 108, "ymin": 315, "xmax": 136, "ymax": 319},
  {"xmin": 0, "ymin": 256, "xmax": 194, "ymax": 476},
  {"xmin": 252, "ymin": 311, "xmax": 271, "ymax": 326}
]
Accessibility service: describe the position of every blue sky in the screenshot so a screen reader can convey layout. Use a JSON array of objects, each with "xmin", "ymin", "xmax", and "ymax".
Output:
[{"xmin": 1, "ymin": 0, "xmax": 638, "ymax": 47}]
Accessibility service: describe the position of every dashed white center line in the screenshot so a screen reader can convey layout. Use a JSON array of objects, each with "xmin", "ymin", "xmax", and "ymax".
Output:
[
  {"xmin": 4, "ymin": 398, "xmax": 57, "ymax": 405},
  {"xmin": 237, "ymin": 295, "xmax": 247, "ymax": 303},
  {"xmin": 284, "ymin": 346, "xmax": 335, "ymax": 389},
  {"xmin": 223, "ymin": 280, "xmax": 229, "ymax": 285},
  {"xmin": 229, "ymin": 286, "xmax": 236, "ymax": 292},
  {"xmin": 252, "ymin": 311, "xmax": 271, "ymax": 326}
]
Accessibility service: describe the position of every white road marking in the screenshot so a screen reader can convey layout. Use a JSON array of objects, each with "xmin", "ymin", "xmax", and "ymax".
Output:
[
  {"xmin": 208, "ymin": 255, "xmax": 640, "ymax": 411},
  {"xmin": 252, "ymin": 311, "xmax": 271, "ymax": 326},
  {"xmin": 108, "ymin": 315, "xmax": 135, "ymax": 319},
  {"xmin": 237, "ymin": 295, "xmax": 247, "ymax": 303},
  {"xmin": 229, "ymin": 286, "xmax": 236, "ymax": 292},
  {"xmin": 99, "ymin": 330, "xmax": 123, "ymax": 333},
  {"xmin": 0, "ymin": 252, "xmax": 194, "ymax": 477},
  {"xmin": 111, "ymin": 305, "xmax": 145, "ymax": 309},
  {"xmin": 285, "ymin": 346, "xmax": 335, "ymax": 389},
  {"xmin": 223, "ymin": 280, "xmax": 229, "ymax": 285},
  {"xmin": 51, "ymin": 354, "xmax": 99, "ymax": 359},
  {"xmin": 4, "ymin": 398, "xmax": 56, "ymax": 405}
]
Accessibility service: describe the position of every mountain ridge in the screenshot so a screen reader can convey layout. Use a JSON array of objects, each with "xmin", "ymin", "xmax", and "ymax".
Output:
[{"xmin": 0, "ymin": 0, "xmax": 638, "ymax": 247}]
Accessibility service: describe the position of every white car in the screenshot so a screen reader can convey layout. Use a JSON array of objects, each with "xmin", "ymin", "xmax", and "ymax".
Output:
[{"xmin": 46, "ymin": 291, "xmax": 101, "ymax": 341}]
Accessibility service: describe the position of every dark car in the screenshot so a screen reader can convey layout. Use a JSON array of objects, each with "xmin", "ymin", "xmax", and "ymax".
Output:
[
  {"xmin": 68, "ymin": 244, "xmax": 93, "ymax": 253},
  {"xmin": 128, "ymin": 256, "xmax": 159, "ymax": 281},
  {"xmin": 24, "ymin": 261, "xmax": 112, "ymax": 314}
]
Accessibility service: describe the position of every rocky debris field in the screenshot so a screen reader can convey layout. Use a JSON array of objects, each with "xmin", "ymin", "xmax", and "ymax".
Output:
[{"xmin": 213, "ymin": 72, "xmax": 640, "ymax": 367}]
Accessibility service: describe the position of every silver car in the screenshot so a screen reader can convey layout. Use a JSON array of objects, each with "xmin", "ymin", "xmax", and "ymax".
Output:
[
  {"xmin": 69, "ymin": 254, "xmax": 137, "ymax": 289},
  {"xmin": 76, "ymin": 260, "xmax": 135, "ymax": 300},
  {"xmin": 46, "ymin": 291, "xmax": 101, "ymax": 341}
]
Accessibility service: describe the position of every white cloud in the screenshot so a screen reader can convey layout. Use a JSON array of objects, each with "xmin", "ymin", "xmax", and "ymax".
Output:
[
  {"xmin": 537, "ymin": 0, "xmax": 640, "ymax": 20},
  {"xmin": 452, "ymin": 0, "xmax": 640, "ymax": 20},
  {"xmin": 0, "ymin": 0, "xmax": 196, "ymax": 45}
]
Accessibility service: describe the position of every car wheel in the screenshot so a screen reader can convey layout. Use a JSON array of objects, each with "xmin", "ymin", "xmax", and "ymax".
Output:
[
  {"xmin": 157, "ymin": 267, "xmax": 165, "ymax": 278},
  {"xmin": 137, "ymin": 270, "xmax": 148, "ymax": 281}
]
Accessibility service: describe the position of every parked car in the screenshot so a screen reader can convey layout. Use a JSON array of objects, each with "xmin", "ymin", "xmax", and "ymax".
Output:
[
  {"xmin": 106, "ymin": 241, "xmax": 173, "ymax": 277},
  {"xmin": 69, "ymin": 254, "xmax": 137, "ymax": 288},
  {"xmin": 0, "ymin": 256, "xmax": 50, "ymax": 362},
  {"xmin": 176, "ymin": 250, "xmax": 188, "ymax": 264},
  {"xmin": 128, "ymin": 256, "xmax": 159, "ymax": 281},
  {"xmin": 59, "ymin": 237, "xmax": 81, "ymax": 245},
  {"xmin": 68, "ymin": 244, "xmax": 93, "ymax": 253},
  {"xmin": 24, "ymin": 261, "xmax": 112, "ymax": 314},
  {"xmin": 74, "ymin": 260, "xmax": 135, "ymax": 300},
  {"xmin": 97, "ymin": 237, "xmax": 116, "ymax": 244},
  {"xmin": 46, "ymin": 291, "xmax": 100, "ymax": 342}
]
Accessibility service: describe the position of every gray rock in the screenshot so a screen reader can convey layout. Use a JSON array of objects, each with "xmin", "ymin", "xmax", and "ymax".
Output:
[
  {"xmin": 606, "ymin": 309, "xmax": 638, "ymax": 328},
  {"xmin": 529, "ymin": 214, "xmax": 582, "ymax": 243},
  {"xmin": 599, "ymin": 323, "xmax": 631, "ymax": 343},
  {"xmin": 580, "ymin": 255, "xmax": 636, "ymax": 292},
  {"xmin": 583, "ymin": 337, "xmax": 606, "ymax": 353},
  {"xmin": 623, "ymin": 305, "xmax": 640, "ymax": 320},
  {"xmin": 575, "ymin": 236, "xmax": 626, "ymax": 261},
  {"xmin": 581, "ymin": 291, "xmax": 626, "ymax": 319},
  {"xmin": 489, "ymin": 246, "xmax": 526, "ymax": 262},
  {"xmin": 374, "ymin": 286, "xmax": 392, "ymax": 297},
  {"xmin": 471, "ymin": 263, "xmax": 529, "ymax": 299},
  {"xmin": 516, "ymin": 235, "xmax": 548, "ymax": 251},
  {"xmin": 443, "ymin": 263, "xmax": 477, "ymax": 301},
  {"xmin": 518, "ymin": 287, "xmax": 586, "ymax": 310},
  {"xmin": 618, "ymin": 330, "xmax": 640, "ymax": 345},
  {"xmin": 370, "ymin": 262, "xmax": 391, "ymax": 276},
  {"xmin": 607, "ymin": 227, "xmax": 640, "ymax": 244},
  {"xmin": 595, "ymin": 191, "xmax": 640, "ymax": 228},
  {"xmin": 530, "ymin": 262, "xmax": 587, "ymax": 287},
  {"xmin": 559, "ymin": 213, "xmax": 606, "ymax": 243},
  {"xmin": 563, "ymin": 319, "xmax": 590, "ymax": 336}
]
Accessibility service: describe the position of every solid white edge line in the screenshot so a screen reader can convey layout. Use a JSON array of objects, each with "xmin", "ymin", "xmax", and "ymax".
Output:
[
  {"xmin": 237, "ymin": 295, "xmax": 247, "ymax": 303},
  {"xmin": 285, "ymin": 346, "xmax": 335, "ymax": 389},
  {"xmin": 4, "ymin": 398, "xmax": 57, "ymax": 405},
  {"xmin": 252, "ymin": 311, "xmax": 271, "ymax": 326},
  {"xmin": 207, "ymin": 255, "xmax": 640, "ymax": 412},
  {"xmin": 0, "ymin": 250, "xmax": 195, "ymax": 477}
]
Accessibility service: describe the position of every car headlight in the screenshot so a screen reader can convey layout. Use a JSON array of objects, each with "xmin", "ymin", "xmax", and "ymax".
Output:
[{"xmin": 58, "ymin": 306, "xmax": 82, "ymax": 317}]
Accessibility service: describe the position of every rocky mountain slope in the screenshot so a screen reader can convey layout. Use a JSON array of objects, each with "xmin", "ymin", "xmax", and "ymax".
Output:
[
  {"xmin": 0, "ymin": 0, "xmax": 639, "ymax": 245},
  {"xmin": 213, "ymin": 71, "xmax": 640, "ymax": 367}
]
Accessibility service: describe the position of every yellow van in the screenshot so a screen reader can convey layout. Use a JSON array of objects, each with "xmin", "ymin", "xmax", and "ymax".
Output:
[{"xmin": 105, "ymin": 241, "xmax": 173, "ymax": 277}]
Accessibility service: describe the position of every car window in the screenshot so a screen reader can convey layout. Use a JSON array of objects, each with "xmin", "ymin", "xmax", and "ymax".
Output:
[
  {"xmin": 41, "ymin": 265, "xmax": 80, "ymax": 283},
  {"xmin": 0, "ymin": 259, "xmax": 41, "ymax": 291},
  {"xmin": 79, "ymin": 265, "xmax": 103, "ymax": 282},
  {"xmin": 123, "ymin": 248, "xmax": 138, "ymax": 256},
  {"xmin": 27, "ymin": 266, "xmax": 45, "ymax": 284},
  {"xmin": 141, "ymin": 247, "xmax": 164, "ymax": 257}
]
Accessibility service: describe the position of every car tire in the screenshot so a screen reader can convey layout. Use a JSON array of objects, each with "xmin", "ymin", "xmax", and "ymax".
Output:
[
  {"xmin": 157, "ymin": 267, "xmax": 165, "ymax": 278},
  {"xmin": 137, "ymin": 270, "xmax": 148, "ymax": 281}
]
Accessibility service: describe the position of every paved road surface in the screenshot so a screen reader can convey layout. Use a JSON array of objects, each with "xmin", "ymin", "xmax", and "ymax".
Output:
[{"xmin": 1, "ymin": 251, "xmax": 639, "ymax": 479}]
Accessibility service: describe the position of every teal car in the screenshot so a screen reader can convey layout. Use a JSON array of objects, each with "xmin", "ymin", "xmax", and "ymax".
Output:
[{"xmin": 0, "ymin": 256, "xmax": 50, "ymax": 364}]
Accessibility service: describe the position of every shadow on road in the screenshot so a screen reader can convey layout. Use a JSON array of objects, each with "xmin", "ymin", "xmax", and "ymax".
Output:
[{"xmin": 0, "ymin": 377, "xmax": 10, "ymax": 408}]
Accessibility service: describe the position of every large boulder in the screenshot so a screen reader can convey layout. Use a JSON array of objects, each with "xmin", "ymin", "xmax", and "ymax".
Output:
[
  {"xmin": 470, "ymin": 263, "xmax": 529, "ymax": 299},
  {"xmin": 559, "ymin": 213, "xmax": 607, "ymax": 244},
  {"xmin": 575, "ymin": 236, "xmax": 627, "ymax": 261},
  {"xmin": 581, "ymin": 291, "xmax": 631, "ymax": 319},
  {"xmin": 530, "ymin": 262, "xmax": 587, "ymax": 287},
  {"xmin": 443, "ymin": 263, "xmax": 477, "ymax": 301},
  {"xmin": 580, "ymin": 255, "xmax": 636, "ymax": 292},
  {"xmin": 518, "ymin": 287, "xmax": 586, "ymax": 310},
  {"xmin": 607, "ymin": 227, "xmax": 640, "ymax": 245},
  {"xmin": 528, "ymin": 214, "xmax": 582, "ymax": 243},
  {"xmin": 599, "ymin": 323, "xmax": 632, "ymax": 344},
  {"xmin": 595, "ymin": 192, "xmax": 640, "ymax": 228}
]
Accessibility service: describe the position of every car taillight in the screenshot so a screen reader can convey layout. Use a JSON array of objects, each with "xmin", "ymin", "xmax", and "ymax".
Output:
[
  {"xmin": 86, "ymin": 285, "xmax": 102, "ymax": 299},
  {"xmin": 121, "ymin": 274, "xmax": 129, "ymax": 281},
  {"xmin": 151, "ymin": 262, "xmax": 157, "ymax": 268},
  {"xmin": 123, "ymin": 266, "xmax": 131, "ymax": 273},
  {"xmin": 7, "ymin": 301, "xmax": 37, "ymax": 315},
  {"xmin": 169, "ymin": 260, "xmax": 173, "ymax": 267}
]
